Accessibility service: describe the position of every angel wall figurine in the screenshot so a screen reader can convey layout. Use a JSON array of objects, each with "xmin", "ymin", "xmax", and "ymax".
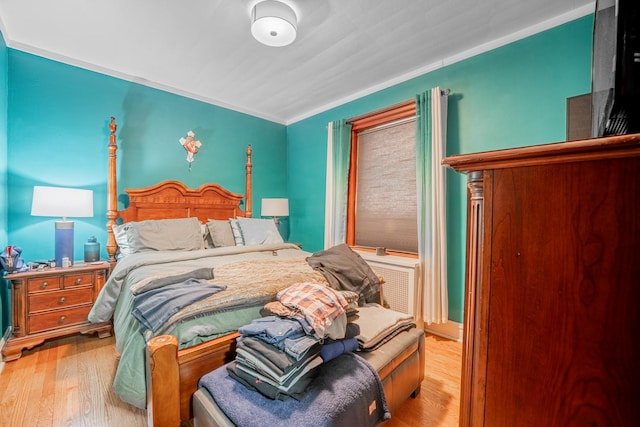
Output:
[{"xmin": 179, "ymin": 130, "xmax": 202, "ymax": 171}]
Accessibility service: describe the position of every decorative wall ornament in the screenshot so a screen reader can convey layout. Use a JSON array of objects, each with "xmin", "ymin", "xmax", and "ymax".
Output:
[{"xmin": 179, "ymin": 130, "xmax": 202, "ymax": 171}]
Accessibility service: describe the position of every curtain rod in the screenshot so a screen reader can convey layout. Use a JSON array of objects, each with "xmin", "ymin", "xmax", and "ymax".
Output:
[
  {"xmin": 346, "ymin": 99, "xmax": 415, "ymax": 124},
  {"xmin": 346, "ymin": 89, "xmax": 450, "ymax": 124}
]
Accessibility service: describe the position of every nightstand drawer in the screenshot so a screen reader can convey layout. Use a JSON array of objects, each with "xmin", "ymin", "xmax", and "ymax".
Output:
[
  {"xmin": 27, "ymin": 277, "xmax": 62, "ymax": 293},
  {"xmin": 29, "ymin": 305, "xmax": 92, "ymax": 334},
  {"xmin": 29, "ymin": 287, "xmax": 93, "ymax": 313},
  {"xmin": 63, "ymin": 273, "xmax": 94, "ymax": 288}
]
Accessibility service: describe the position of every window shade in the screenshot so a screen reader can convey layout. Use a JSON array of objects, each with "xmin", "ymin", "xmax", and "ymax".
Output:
[{"xmin": 355, "ymin": 119, "xmax": 417, "ymax": 253}]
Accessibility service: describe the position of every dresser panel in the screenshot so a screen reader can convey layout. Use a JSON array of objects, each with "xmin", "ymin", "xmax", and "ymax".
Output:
[
  {"xmin": 28, "ymin": 287, "xmax": 93, "ymax": 313},
  {"xmin": 484, "ymin": 157, "xmax": 639, "ymax": 425},
  {"xmin": 63, "ymin": 272, "xmax": 95, "ymax": 288},
  {"xmin": 27, "ymin": 276, "xmax": 62, "ymax": 293},
  {"xmin": 29, "ymin": 305, "xmax": 93, "ymax": 334}
]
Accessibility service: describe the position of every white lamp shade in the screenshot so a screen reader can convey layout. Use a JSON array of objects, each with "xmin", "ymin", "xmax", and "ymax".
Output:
[
  {"xmin": 31, "ymin": 186, "xmax": 94, "ymax": 219},
  {"xmin": 251, "ymin": 0, "xmax": 297, "ymax": 47},
  {"xmin": 262, "ymin": 198, "xmax": 289, "ymax": 217}
]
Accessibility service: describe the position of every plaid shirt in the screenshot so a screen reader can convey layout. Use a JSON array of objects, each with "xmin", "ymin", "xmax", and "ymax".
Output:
[{"xmin": 277, "ymin": 283, "xmax": 348, "ymax": 339}]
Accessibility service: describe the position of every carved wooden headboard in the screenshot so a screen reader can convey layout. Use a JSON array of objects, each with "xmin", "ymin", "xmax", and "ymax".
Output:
[{"xmin": 105, "ymin": 117, "xmax": 253, "ymax": 267}]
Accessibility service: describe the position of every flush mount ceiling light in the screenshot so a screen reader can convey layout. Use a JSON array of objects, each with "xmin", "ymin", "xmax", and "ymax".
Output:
[{"xmin": 251, "ymin": 0, "xmax": 297, "ymax": 47}]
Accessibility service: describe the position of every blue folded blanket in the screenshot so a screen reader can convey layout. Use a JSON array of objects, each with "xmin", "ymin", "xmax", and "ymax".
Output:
[
  {"xmin": 199, "ymin": 352, "xmax": 390, "ymax": 427},
  {"xmin": 132, "ymin": 278, "xmax": 226, "ymax": 332}
]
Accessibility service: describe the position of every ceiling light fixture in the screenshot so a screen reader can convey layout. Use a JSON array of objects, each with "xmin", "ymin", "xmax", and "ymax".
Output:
[{"xmin": 251, "ymin": 0, "xmax": 297, "ymax": 47}]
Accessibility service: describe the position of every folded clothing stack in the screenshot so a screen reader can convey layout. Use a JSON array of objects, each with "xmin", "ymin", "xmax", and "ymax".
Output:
[
  {"xmin": 229, "ymin": 282, "xmax": 361, "ymax": 401},
  {"xmin": 231, "ymin": 316, "xmax": 322, "ymax": 400}
]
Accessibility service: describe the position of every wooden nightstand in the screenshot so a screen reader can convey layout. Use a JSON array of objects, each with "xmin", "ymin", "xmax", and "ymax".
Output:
[{"xmin": 2, "ymin": 262, "xmax": 112, "ymax": 361}]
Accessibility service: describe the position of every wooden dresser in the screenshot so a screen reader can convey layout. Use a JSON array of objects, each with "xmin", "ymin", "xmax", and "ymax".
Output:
[
  {"xmin": 443, "ymin": 133, "xmax": 640, "ymax": 426},
  {"xmin": 2, "ymin": 262, "xmax": 112, "ymax": 361}
]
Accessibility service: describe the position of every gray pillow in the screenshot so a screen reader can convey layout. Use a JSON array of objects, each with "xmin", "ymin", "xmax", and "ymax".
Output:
[
  {"xmin": 126, "ymin": 217, "xmax": 204, "ymax": 253},
  {"xmin": 206, "ymin": 219, "xmax": 236, "ymax": 247},
  {"xmin": 236, "ymin": 217, "xmax": 284, "ymax": 245}
]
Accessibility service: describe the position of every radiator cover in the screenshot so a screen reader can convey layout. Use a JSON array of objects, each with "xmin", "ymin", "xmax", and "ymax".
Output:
[{"xmin": 356, "ymin": 251, "xmax": 421, "ymax": 324}]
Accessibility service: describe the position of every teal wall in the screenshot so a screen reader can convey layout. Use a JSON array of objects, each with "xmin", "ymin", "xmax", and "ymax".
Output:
[
  {"xmin": 1, "ymin": 16, "xmax": 593, "ymax": 331},
  {"xmin": 1, "ymin": 30, "xmax": 8, "ymax": 333},
  {"xmin": 6, "ymin": 51, "xmax": 287, "ymax": 264},
  {"xmin": 287, "ymin": 16, "xmax": 593, "ymax": 323}
]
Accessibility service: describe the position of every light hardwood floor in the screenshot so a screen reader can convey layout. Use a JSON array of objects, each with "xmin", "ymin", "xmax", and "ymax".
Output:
[{"xmin": 0, "ymin": 333, "xmax": 461, "ymax": 426}]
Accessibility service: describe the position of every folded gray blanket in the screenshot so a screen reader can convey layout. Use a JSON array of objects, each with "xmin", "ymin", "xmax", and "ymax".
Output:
[
  {"xmin": 199, "ymin": 352, "xmax": 391, "ymax": 427},
  {"xmin": 351, "ymin": 303, "xmax": 415, "ymax": 349},
  {"xmin": 131, "ymin": 267, "xmax": 214, "ymax": 295}
]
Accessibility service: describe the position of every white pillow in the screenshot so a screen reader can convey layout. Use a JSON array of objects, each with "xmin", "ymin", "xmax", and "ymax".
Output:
[{"xmin": 236, "ymin": 217, "xmax": 284, "ymax": 245}]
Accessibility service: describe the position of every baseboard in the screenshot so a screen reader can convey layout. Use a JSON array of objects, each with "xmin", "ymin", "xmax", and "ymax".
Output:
[
  {"xmin": 0, "ymin": 326, "xmax": 11, "ymax": 373},
  {"xmin": 424, "ymin": 320, "xmax": 463, "ymax": 342}
]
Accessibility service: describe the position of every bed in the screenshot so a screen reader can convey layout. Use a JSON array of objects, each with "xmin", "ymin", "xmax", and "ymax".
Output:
[{"xmin": 92, "ymin": 117, "xmax": 424, "ymax": 427}]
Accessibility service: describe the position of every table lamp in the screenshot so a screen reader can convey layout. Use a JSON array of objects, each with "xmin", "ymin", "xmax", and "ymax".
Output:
[
  {"xmin": 261, "ymin": 198, "xmax": 289, "ymax": 234},
  {"xmin": 31, "ymin": 186, "xmax": 94, "ymax": 266}
]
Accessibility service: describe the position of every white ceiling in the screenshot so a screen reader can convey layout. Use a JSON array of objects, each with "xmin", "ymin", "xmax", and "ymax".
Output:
[{"xmin": 0, "ymin": 0, "xmax": 594, "ymax": 124}]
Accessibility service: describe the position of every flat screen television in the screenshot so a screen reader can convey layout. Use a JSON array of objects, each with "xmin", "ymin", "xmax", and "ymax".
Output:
[{"xmin": 591, "ymin": 0, "xmax": 640, "ymax": 136}]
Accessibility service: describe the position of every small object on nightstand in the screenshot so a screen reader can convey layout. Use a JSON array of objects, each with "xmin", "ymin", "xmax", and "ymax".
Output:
[
  {"xmin": 84, "ymin": 236, "xmax": 100, "ymax": 262},
  {"xmin": 0, "ymin": 245, "xmax": 26, "ymax": 273}
]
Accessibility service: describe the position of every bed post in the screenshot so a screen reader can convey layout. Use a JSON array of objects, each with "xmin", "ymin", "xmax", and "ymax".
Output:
[
  {"xmin": 245, "ymin": 144, "xmax": 252, "ymax": 217},
  {"xmin": 147, "ymin": 335, "xmax": 181, "ymax": 427},
  {"xmin": 106, "ymin": 117, "xmax": 118, "ymax": 269}
]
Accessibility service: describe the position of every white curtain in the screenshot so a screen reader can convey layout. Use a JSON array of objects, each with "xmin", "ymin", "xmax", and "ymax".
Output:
[
  {"xmin": 416, "ymin": 87, "xmax": 449, "ymax": 325},
  {"xmin": 324, "ymin": 119, "xmax": 352, "ymax": 248}
]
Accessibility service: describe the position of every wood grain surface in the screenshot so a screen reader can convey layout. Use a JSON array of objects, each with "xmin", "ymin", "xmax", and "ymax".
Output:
[{"xmin": 0, "ymin": 333, "xmax": 461, "ymax": 426}]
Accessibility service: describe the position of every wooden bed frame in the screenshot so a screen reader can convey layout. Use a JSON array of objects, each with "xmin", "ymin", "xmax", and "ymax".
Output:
[{"xmin": 105, "ymin": 117, "xmax": 254, "ymax": 427}]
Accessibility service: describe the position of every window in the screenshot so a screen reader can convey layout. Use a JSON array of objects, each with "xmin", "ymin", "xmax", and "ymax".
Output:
[{"xmin": 347, "ymin": 101, "xmax": 417, "ymax": 256}]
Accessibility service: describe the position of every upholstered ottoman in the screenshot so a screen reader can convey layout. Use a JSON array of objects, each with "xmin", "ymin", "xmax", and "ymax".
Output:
[{"xmin": 193, "ymin": 327, "xmax": 425, "ymax": 426}]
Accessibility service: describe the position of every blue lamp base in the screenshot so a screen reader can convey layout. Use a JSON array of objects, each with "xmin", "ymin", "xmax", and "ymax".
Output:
[{"xmin": 55, "ymin": 220, "xmax": 74, "ymax": 266}]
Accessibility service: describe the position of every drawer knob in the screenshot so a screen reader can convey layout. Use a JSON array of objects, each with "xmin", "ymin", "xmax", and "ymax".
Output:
[
  {"xmin": 58, "ymin": 297, "xmax": 66, "ymax": 304},
  {"xmin": 75, "ymin": 278, "xmax": 82, "ymax": 285},
  {"xmin": 40, "ymin": 282, "xmax": 48, "ymax": 289},
  {"xmin": 59, "ymin": 315, "xmax": 66, "ymax": 323}
]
